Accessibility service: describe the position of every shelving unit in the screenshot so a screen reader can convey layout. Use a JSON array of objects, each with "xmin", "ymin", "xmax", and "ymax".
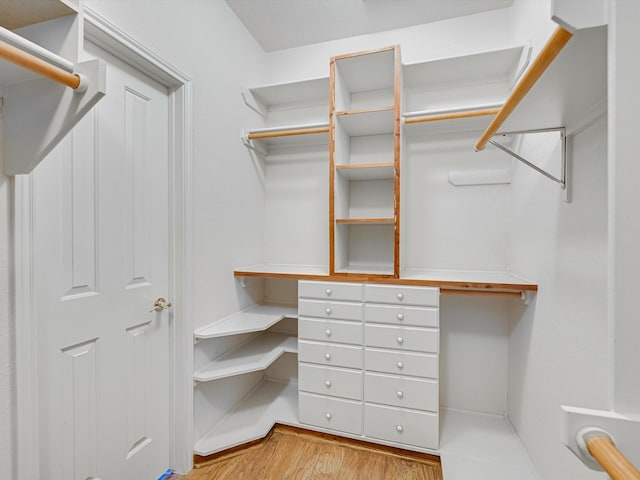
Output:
[{"xmin": 195, "ymin": 303, "xmax": 297, "ymax": 339}]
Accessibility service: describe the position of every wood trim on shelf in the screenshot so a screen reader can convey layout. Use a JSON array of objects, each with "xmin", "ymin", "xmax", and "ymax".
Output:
[
  {"xmin": 336, "ymin": 218, "xmax": 394, "ymax": 224},
  {"xmin": 247, "ymin": 126, "xmax": 329, "ymax": 140},
  {"xmin": 393, "ymin": 44, "xmax": 401, "ymax": 279},
  {"xmin": 232, "ymin": 269, "xmax": 538, "ymax": 294},
  {"xmin": 475, "ymin": 26, "xmax": 574, "ymax": 151},
  {"xmin": 332, "ymin": 45, "xmax": 397, "ymax": 62},
  {"xmin": 336, "ymin": 162, "xmax": 395, "ymax": 171},
  {"xmin": 335, "ymin": 105, "xmax": 394, "ymax": 117},
  {"xmin": 404, "ymin": 107, "xmax": 500, "ymax": 124}
]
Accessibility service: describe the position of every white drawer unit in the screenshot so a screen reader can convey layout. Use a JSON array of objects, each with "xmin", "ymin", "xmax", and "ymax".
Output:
[
  {"xmin": 299, "ymin": 317, "xmax": 363, "ymax": 345},
  {"xmin": 299, "ymin": 281, "xmax": 363, "ymax": 302},
  {"xmin": 299, "ymin": 363, "xmax": 363, "ymax": 401},
  {"xmin": 299, "ymin": 299, "xmax": 363, "ymax": 321},
  {"xmin": 365, "ymin": 324, "xmax": 439, "ymax": 353},
  {"xmin": 364, "ymin": 304, "xmax": 438, "ymax": 328},
  {"xmin": 364, "ymin": 348, "xmax": 438, "ymax": 379},
  {"xmin": 297, "ymin": 280, "xmax": 440, "ymax": 452},
  {"xmin": 299, "ymin": 392, "xmax": 363, "ymax": 435},
  {"xmin": 364, "ymin": 285, "xmax": 439, "ymax": 306},
  {"xmin": 364, "ymin": 372, "xmax": 438, "ymax": 412},
  {"xmin": 364, "ymin": 403, "xmax": 439, "ymax": 450},
  {"xmin": 298, "ymin": 340, "xmax": 363, "ymax": 369}
]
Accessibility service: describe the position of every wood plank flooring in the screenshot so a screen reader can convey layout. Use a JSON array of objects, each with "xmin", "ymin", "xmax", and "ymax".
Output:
[{"xmin": 182, "ymin": 425, "xmax": 443, "ymax": 480}]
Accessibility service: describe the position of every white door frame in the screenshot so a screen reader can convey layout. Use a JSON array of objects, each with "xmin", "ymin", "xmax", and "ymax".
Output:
[{"xmin": 14, "ymin": 8, "xmax": 194, "ymax": 478}]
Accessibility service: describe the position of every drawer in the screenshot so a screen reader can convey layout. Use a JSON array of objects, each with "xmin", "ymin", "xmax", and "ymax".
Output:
[
  {"xmin": 298, "ymin": 340, "xmax": 363, "ymax": 369},
  {"xmin": 365, "ymin": 348, "xmax": 438, "ymax": 379},
  {"xmin": 365, "ymin": 304, "xmax": 438, "ymax": 328},
  {"xmin": 299, "ymin": 392, "xmax": 363, "ymax": 435},
  {"xmin": 299, "ymin": 318, "xmax": 362, "ymax": 345},
  {"xmin": 299, "ymin": 281, "xmax": 363, "ymax": 301},
  {"xmin": 364, "ymin": 285, "xmax": 439, "ymax": 306},
  {"xmin": 299, "ymin": 299, "xmax": 363, "ymax": 321},
  {"xmin": 364, "ymin": 403, "xmax": 438, "ymax": 450},
  {"xmin": 364, "ymin": 372, "xmax": 438, "ymax": 412},
  {"xmin": 365, "ymin": 324, "xmax": 439, "ymax": 353},
  {"xmin": 299, "ymin": 363, "xmax": 362, "ymax": 400}
]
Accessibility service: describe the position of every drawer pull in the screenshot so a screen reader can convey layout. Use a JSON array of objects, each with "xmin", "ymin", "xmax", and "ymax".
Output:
[
  {"xmin": 396, "ymin": 390, "xmax": 404, "ymax": 398},
  {"xmin": 397, "ymin": 292, "xmax": 404, "ymax": 300},
  {"xmin": 396, "ymin": 313, "xmax": 404, "ymax": 321},
  {"xmin": 325, "ymin": 412, "xmax": 332, "ymax": 420},
  {"xmin": 325, "ymin": 380, "xmax": 332, "ymax": 388},
  {"xmin": 324, "ymin": 353, "xmax": 331, "ymax": 360},
  {"xmin": 325, "ymin": 329, "xmax": 332, "ymax": 337},
  {"xmin": 396, "ymin": 425, "xmax": 404, "ymax": 433},
  {"xmin": 325, "ymin": 307, "xmax": 332, "ymax": 315},
  {"xmin": 396, "ymin": 336, "xmax": 404, "ymax": 344},
  {"xmin": 396, "ymin": 361, "xmax": 404, "ymax": 369},
  {"xmin": 325, "ymin": 288, "xmax": 332, "ymax": 296}
]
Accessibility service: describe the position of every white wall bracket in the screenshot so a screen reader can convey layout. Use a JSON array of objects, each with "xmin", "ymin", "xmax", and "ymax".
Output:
[
  {"xmin": 241, "ymin": 86, "xmax": 267, "ymax": 117},
  {"xmin": 3, "ymin": 58, "xmax": 107, "ymax": 175},
  {"xmin": 520, "ymin": 290, "xmax": 535, "ymax": 305},
  {"xmin": 562, "ymin": 405, "xmax": 640, "ymax": 472},
  {"xmin": 241, "ymin": 132, "xmax": 268, "ymax": 157}
]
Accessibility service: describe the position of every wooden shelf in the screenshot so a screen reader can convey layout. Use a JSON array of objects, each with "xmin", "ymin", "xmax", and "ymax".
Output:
[
  {"xmin": 336, "ymin": 218, "xmax": 394, "ymax": 225},
  {"xmin": 336, "ymin": 107, "xmax": 395, "ymax": 136},
  {"xmin": 233, "ymin": 264, "xmax": 537, "ymax": 294},
  {"xmin": 194, "ymin": 380, "xmax": 300, "ymax": 456},
  {"xmin": 194, "ymin": 332, "xmax": 297, "ymax": 382},
  {"xmin": 336, "ymin": 163, "xmax": 394, "ymax": 180},
  {"xmin": 195, "ymin": 303, "xmax": 298, "ymax": 340}
]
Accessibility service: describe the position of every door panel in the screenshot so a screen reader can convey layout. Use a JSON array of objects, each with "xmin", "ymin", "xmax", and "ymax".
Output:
[{"xmin": 33, "ymin": 46, "xmax": 171, "ymax": 480}]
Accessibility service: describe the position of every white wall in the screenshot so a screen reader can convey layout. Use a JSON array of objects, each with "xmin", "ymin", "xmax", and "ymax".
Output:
[{"xmin": 83, "ymin": 0, "xmax": 269, "ymax": 330}]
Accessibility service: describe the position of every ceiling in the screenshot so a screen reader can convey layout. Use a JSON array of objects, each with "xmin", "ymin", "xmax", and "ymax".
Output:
[{"xmin": 225, "ymin": 0, "xmax": 514, "ymax": 52}]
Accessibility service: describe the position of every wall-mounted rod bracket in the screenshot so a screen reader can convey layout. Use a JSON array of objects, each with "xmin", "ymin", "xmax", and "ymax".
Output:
[
  {"xmin": 520, "ymin": 290, "xmax": 535, "ymax": 305},
  {"xmin": 241, "ymin": 133, "xmax": 268, "ymax": 157},
  {"xmin": 488, "ymin": 127, "xmax": 568, "ymax": 197}
]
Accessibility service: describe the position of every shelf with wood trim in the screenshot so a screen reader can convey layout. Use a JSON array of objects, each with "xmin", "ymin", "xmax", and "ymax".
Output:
[
  {"xmin": 336, "ymin": 217, "xmax": 394, "ymax": 225},
  {"xmin": 336, "ymin": 163, "xmax": 395, "ymax": 180},
  {"xmin": 193, "ymin": 332, "xmax": 297, "ymax": 382},
  {"xmin": 233, "ymin": 264, "xmax": 537, "ymax": 295},
  {"xmin": 335, "ymin": 107, "xmax": 395, "ymax": 136}
]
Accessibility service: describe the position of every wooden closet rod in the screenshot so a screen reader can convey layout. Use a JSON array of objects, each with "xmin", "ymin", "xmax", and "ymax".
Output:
[
  {"xmin": 586, "ymin": 435, "xmax": 640, "ymax": 480},
  {"xmin": 0, "ymin": 39, "xmax": 82, "ymax": 90},
  {"xmin": 247, "ymin": 126, "xmax": 329, "ymax": 140},
  {"xmin": 405, "ymin": 107, "xmax": 500, "ymax": 125},
  {"xmin": 475, "ymin": 26, "xmax": 573, "ymax": 151}
]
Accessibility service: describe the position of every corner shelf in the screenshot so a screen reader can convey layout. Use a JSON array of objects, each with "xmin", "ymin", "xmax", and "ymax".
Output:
[
  {"xmin": 194, "ymin": 380, "xmax": 300, "ymax": 456},
  {"xmin": 193, "ymin": 332, "xmax": 297, "ymax": 382},
  {"xmin": 194, "ymin": 303, "xmax": 298, "ymax": 340}
]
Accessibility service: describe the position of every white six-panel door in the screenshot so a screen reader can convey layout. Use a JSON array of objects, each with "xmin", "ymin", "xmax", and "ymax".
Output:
[{"xmin": 32, "ymin": 47, "xmax": 172, "ymax": 480}]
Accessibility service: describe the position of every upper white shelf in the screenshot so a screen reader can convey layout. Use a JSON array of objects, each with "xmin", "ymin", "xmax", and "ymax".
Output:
[
  {"xmin": 494, "ymin": 25, "xmax": 606, "ymax": 135},
  {"xmin": 195, "ymin": 303, "xmax": 298, "ymax": 340},
  {"xmin": 0, "ymin": 0, "xmax": 77, "ymax": 30},
  {"xmin": 193, "ymin": 332, "xmax": 297, "ymax": 382},
  {"xmin": 244, "ymin": 76, "xmax": 329, "ymax": 111}
]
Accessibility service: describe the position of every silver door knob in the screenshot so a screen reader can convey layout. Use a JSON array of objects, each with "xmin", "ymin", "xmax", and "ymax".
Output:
[{"xmin": 150, "ymin": 297, "xmax": 172, "ymax": 313}]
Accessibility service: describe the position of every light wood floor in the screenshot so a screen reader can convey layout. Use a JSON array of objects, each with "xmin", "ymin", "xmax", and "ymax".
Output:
[{"xmin": 182, "ymin": 425, "xmax": 443, "ymax": 480}]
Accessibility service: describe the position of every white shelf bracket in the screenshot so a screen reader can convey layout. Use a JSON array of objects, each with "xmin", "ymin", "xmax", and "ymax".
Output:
[
  {"xmin": 241, "ymin": 87, "xmax": 267, "ymax": 117},
  {"xmin": 489, "ymin": 127, "xmax": 569, "ymax": 201},
  {"xmin": 520, "ymin": 290, "xmax": 535, "ymax": 305},
  {"xmin": 241, "ymin": 132, "xmax": 268, "ymax": 157}
]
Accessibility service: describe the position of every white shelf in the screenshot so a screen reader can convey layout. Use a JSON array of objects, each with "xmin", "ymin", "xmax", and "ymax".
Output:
[
  {"xmin": 336, "ymin": 163, "xmax": 394, "ymax": 180},
  {"xmin": 336, "ymin": 264, "xmax": 394, "ymax": 276},
  {"xmin": 403, "ymin": 114, "xmax": 497, "ymax": 137},
  {"xmin": 194, "ymin": 380, "xmax": 300, "ymax": 456},
  {"xmin": 194, "ymin": 332, "xmax": 297, "ymax": 382},
  {"xmin": 401, "ymin": 268, "xmax": 537, "ymax": 291},
  {"xmin": 246, "ymin": 77, "xmax": 329, "ymax": 108},
  {"xmin": 498, "ymin": 25, "xmax": 606, "ymax": 135},
  {"xmin": 336, "ymin": 48, "xmax": 395, "ymax": 94},
  {"xmin": 440, "ymin": 409, "xmax": 538, "ymax": 480},
  {"xmin": 195, "ymin": 303, "xmax": 298, "ymax": 340},
  {"xmin": 336, "ymin": 108, "xmax": 395, "ymax": 136}
]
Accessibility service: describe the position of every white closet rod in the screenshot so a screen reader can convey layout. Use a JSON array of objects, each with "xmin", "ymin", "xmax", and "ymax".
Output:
[{"xmin": 0, "ymin": 27, "xmax": 86, "ymax": 91}]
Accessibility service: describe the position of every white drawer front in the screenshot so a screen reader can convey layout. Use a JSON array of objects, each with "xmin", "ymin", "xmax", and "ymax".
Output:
[
  {"xmin": 365, "ymin": 348, "xmax": 438, "ymax": 379},
  {"xmin": 299, "ymin": 318, "xmax": 363, "ymax": 345},
  {"xmin": 365, "ymin": 285, "xmax": 439, "ymax": 306},
  {"xmin": 365, "ymin": 324, "xmax": 439, "ymax": 353},
  {"xmin": 299, "ymin": 392, "xmax": 363, "ymax": 435},
  {"xmin": 364, "ymin": 403, "xmax": 438, "ymax": 450},
  {"xmin": 364, "ymin": 372, "xmax": 438, "ymax": 412},
  {"xmin": 299, "ymin": 299, "xmax": 363, "ymax": 321},
  {"xmin": 298, "ymin": 340, "xmax": 363, "ymax": 369},
  {"xmin": 299, "ymin": 281, "xmax": 363, "ymax": 301},
  {"xmin": 365, "ymin": 304, "xmax": 439, "ymax": 328},
  {"xmin": 299, "ymin": 363, "xmax": 363, "ymax": 400}
]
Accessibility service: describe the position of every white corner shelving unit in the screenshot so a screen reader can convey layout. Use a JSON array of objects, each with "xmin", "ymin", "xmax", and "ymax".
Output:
[{"xmin": 194, "ymin": 303, "xmax": 297, "ymax": 339}]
